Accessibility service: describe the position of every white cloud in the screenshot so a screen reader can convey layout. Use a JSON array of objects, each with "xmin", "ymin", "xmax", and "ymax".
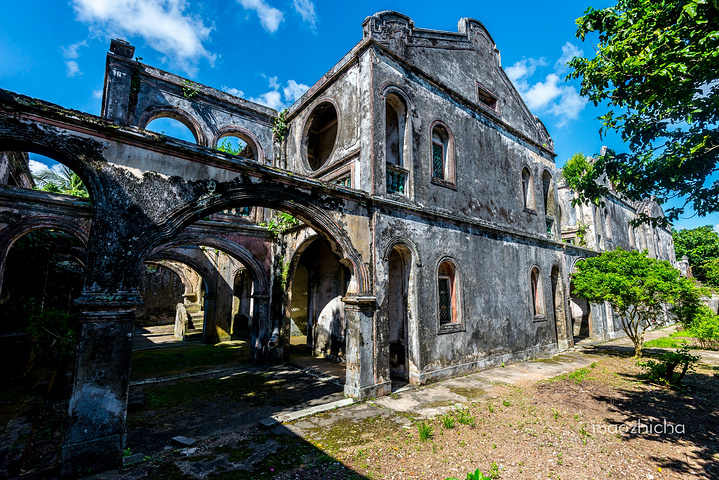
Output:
[
  {"xmin": 71, "ymin": 0, "xmax": 216, "ymax": 76},
  {"xmin": 66, "ymin": 60, "xmax": 82, "ymax": 77},
  {"xmin": 222, "ymin": 86, "xmax": 245, "ymax": 97},
  {"xmin": 92, "ymin": 89, "xmax": 103, "ymax": 99},
  {"xmin": 237, "ymin": 0, "xmax": 283, "ymax": 33},
  {"xmin": 292, "ymin": 0, "xmax": 316, "ymax": 29},
  {"xmin": 507, "ymin": 46, "xmax": 587, "ymax": 128},
  {"xmin": 61, "ymin": 40, "xmax": 88, "ymax": 59},
  {"xmin": 555, "ymin": 42, "xmax": 583, "ymax": 72},
  {"xmin": 715, "ymin": 223, "xmax": 719, "ymax": 233},
  {"xmin": 249, "ymin": 90, "xmax": 284, "ymax": 110},
  {"xmin": 505, "ymin": 57, "xmax": 546, "ymax": 85},
  {"xmin": 248, "ymin": 77, "xmax": 310, "ymax": 110},
  {"xmin": 523, "ymin": 74, "xmax": 563, "ymax": 111},
  {"xmin": 283, "ymin": 79, "xmax": 309, "ymax": 102},
  {"xmin": 549, "ymin": 88, "xmax": 586, "ymax": 126}
]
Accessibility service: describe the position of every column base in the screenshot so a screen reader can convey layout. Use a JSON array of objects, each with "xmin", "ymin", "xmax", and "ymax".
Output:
[
  {"xmin": 61, "ymin": 434, "xmax": 123, "ymax": 478},
  {"xmin": 344, "ymin": 380, "xmax": 391, "ymax": 400}
]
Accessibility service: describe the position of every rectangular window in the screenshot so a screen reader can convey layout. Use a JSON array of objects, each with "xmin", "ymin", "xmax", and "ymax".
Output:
[
  {"xmin": 477, "ymin": 83, "xmax": 499, "ymax": 113},
  {"xmin": 432, "ymin": 142, "xmax": 444, "ymax": 180},
  {"xmin": 438, "ymin": 276, "xmax": 451, "ymax": 325}
]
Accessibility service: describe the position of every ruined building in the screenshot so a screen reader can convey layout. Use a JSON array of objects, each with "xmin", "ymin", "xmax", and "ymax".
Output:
[{"xmin": 0, "ymin": 11, "xmax": 675, "ymax": 475}]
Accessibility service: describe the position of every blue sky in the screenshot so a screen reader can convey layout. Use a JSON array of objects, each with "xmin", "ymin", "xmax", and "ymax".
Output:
[{"xmin": 1, "ymin": 0, "xmax": 716, "ymax": 231}]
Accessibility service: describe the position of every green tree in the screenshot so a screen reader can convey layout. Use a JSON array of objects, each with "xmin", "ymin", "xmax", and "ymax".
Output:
[
  {"xmin": 672, "ymin": 225, "xmax": 719, "ymax": 285},
  {"xmin": 571, "ymin": 249, "xmax": 700, "ymax": 357},
  {"xmin": 33, "ymin": 164, "xmax": 89, "ymax": 198},
  {"xmin": 216, "ymin": 137, "xmax": 253, "ymax": 158},
  {"xmin": 567, "ymin": 0, "xmax": 719, "ymax": 224}
]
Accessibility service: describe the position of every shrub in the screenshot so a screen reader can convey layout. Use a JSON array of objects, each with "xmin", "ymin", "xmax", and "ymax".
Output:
[
  {"xmin": 689, "ymin": 308, "xmax": 719, "ymax": 350},
  {"xmin": 640, "ymin": 346, "xmax": 700, "ymax": 386}
]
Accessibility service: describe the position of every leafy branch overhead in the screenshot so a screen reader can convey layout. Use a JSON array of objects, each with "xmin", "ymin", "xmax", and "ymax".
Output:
[{"xmin": 568, "ymin": 0, "xmax": 719, "ymax": 223}]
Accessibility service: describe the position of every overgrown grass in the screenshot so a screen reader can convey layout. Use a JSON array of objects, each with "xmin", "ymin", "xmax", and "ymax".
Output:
[
  {"xmin": 645, "ymin": 330, "xmax": 698, "ymax": 349},
  {"xmin": 131, "ymin": 341, "xmax": 250, "ymax": 381}
]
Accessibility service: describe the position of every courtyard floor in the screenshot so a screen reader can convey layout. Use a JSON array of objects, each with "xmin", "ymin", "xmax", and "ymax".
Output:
[{"xmin": 2, "ymin": 327, "xmax": 717, "ymax": 479}]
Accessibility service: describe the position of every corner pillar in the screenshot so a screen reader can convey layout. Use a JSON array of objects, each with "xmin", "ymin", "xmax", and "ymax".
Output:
[
  {"xmin": 61, "ymin": 292, "xmax": 141, "ymax": 478},
  {"xmin": 342, "ymin": 295, "xmax": 390, "ymax": 400},
  {"xmin": 250, "ymin": 293, "xmax": 271, "ymax": 363}
]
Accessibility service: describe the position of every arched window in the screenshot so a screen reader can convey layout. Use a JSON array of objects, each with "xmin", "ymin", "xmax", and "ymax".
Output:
[
  {"xmin": 305, "ymin": 101, "xmax": 338, "ymax": 171},
  {"xmin": 215, "ymin": 132, "xmax": 260, "ymax": 161},
  {"xmin": 145, "ymin": 116, "xmax": 198, "ymax": 144},
  {"xmin": 604, "ymin": 208, "xmax": 612, "ymax": 240},
  {"xmin": 521, "ymin": 167, "xmax": 534, "ymax": 210},
  {"xmin": 431, "ymin": 123, "xmax": 454, "ymax": 184},
  {"xmin": 385, "ymin": 93, "xmax": 409, "ymax": 195},
  {"xmin": 530, "ymin": 266, "xmax": 545, "ymax": 317},
  {"xmin": 438, "ymin": 260, "xmax": 460, "ymax": 326}
]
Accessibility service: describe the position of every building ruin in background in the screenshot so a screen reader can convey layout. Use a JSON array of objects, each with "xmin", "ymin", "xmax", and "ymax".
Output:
[{"xmin": 0, "ymin": 11, "xmax": 675, "ymax": 476}]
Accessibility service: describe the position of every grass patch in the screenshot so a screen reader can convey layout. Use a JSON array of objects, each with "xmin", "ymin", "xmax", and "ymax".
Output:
[
  {"xmin": 418, "ymin": 421, "xmax": 433, "ymax": 441},
  {"xmin": 645, "ymin": 331, "xmax": 698, "ymax": 349},
  {"xmin": 550, "ymin": 362, "xmax": 597, "ymax": 384},
  {"xmin": 131, "ymin": 341, "xmax": 250, "ymax": 381}
]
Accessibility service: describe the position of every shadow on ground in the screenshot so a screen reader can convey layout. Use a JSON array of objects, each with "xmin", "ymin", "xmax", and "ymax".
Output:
[{"xmin": 590, "ymin": 358, "xmax": 719, "ymax": 478}]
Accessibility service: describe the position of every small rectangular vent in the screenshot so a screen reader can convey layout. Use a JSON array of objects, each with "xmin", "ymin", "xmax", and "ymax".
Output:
[{"xmin": 476, "ymin": 82, "xmax": 499, "ymax": 114}]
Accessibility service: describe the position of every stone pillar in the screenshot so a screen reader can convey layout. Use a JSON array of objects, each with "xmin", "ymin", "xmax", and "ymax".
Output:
[
  {"xmin": 61, "ymin": 293, "xmax": 140, "ymax": 477},
  {"xmin": 343, "ymin": 295, "xmax": 390, "ymax": 400},
  {"xmin": 213, "ymin": 254, "xmax": 234, "ymax": 343},
  {"xmin": 250, "ymin": 293, "xmax": 270, "ymax": 363},
  {"xmin": 554, "ymin": 278, "xmax": 571, "ymax": 351},
  {"xmin": 202, "ymin": 297, "xmax": 217, "ymax": 344}
]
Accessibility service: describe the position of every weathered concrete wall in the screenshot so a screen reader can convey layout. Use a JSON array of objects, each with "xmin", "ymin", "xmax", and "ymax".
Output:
[
  {"xmin": 0, "ymin": 151, "xmax": 34, "ymax": 188},
  {"xmin": 373, "ymin": 211, "xmax": 567, "ymax": 384},
  {"xmin": 135, "ymin": 264, "xmax": 185, "ymax": 326}
]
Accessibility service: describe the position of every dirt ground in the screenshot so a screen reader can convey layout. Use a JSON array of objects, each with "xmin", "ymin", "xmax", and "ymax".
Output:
[
  {"xmin": 87, "ymin": 350, "xmax": 719, "ymax": 480},
  {"xmin": 5, "ymin": 336, "xmax": 718, "ymax": 480}
]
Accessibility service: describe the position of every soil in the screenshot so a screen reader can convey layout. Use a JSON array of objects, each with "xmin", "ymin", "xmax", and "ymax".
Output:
[
  {"xmin": 6, "ymin": 345, "xmax": 718, "ymax": 479},
  {"xmin": 95, "ymin": 352, "xmax": 718, "ymax": 480}
]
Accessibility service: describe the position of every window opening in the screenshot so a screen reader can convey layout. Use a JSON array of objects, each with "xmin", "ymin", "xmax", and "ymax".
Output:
[
  {"xmin": 521, "ymin": 168, "xmax": 533, "ymax": 209},
  {"xmin": 306, "ymin": 102, "xmax": 338, "ymax": 171},
  {"xmin": 477, "ymin": 83, "xmax": 499, "ymax": 113},
  {"xmin": 531, "ymin": 267, "xmax": 544, "ymax": 317},
  {"xmin": 432, "ymin": 142, "xmax": 444, "ymax": 180},
  {"xmin": 438, "ymin": 261, "xmax": 459, "ymax": 326}
]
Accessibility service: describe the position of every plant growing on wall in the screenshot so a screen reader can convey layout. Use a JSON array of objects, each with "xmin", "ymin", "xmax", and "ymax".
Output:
[
  {"xmin": 261, "ymin": 212, "xmax": 299, "ymax": 238},
  {"xmin": 273, "ymin": 109, "xmax": 289, "ymax": 142},
  {"xmin": 571, "ymin": 248, "xmax": 702, "ymax": 357},
  {"xmin": 575, "ymin": 222, "xmax": 589, "ymax": 247},
  {"xmin": 182, "ymin": 80, "xmax": 201, "ymax": 99}
]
